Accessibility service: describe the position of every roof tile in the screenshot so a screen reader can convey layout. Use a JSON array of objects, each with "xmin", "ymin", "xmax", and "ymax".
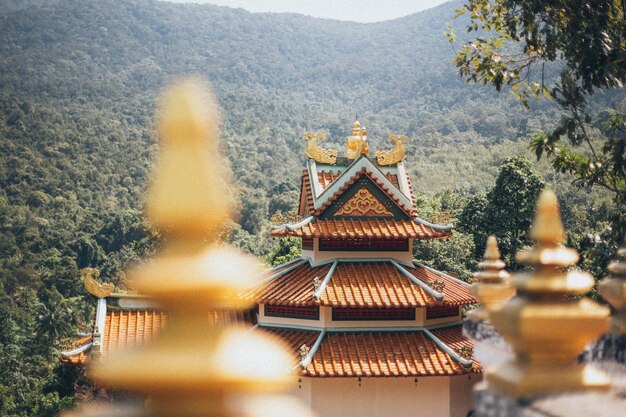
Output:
[
  {"xmin": 251, "ymin": 261, "xmax": 475, "ymax": 308},
  {"xmin": 303, "ymin": 331, "xmax": 479, "ymax": 377},
  {"xmin": 271, "ymin": 218, "xmax": 450, "ymax": 239}
]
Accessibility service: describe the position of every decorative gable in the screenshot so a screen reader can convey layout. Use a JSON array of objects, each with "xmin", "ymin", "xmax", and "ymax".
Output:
[
  {"xmin": 319, "ymin": 174, "xmax": 411, "ymax": 220},
  {"xmin": 335, "ymin": 187, "xmax": 392, "ymax": 216}
]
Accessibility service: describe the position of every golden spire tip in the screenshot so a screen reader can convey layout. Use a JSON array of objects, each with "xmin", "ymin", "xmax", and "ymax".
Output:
[
  {"xmin": 147, "ymin": 78, "xmax": 232, "ymax": 238},
  {"xmin": 484, "ymin": 235, "xmax": 501, "ymax": 260},
  {"xmin": 530, "ymin": 189, "xmax": 566, "ymax": 244}
]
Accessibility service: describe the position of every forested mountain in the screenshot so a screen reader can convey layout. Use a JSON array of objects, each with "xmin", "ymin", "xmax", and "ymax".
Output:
[{"xmin": 0, "ymin": 1, "xmax": 620, "ymax": 415}]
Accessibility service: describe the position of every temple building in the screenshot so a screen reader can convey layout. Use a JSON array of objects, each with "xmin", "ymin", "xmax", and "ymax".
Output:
[{"xmin": 62, "ymin": 121, "xmax": 481, "ymax": 417}]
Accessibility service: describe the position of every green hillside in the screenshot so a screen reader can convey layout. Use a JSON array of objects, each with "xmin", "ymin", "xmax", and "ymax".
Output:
[{"xmin": 0, "ymin": 1, "xmax": 619, "ymax": 415}]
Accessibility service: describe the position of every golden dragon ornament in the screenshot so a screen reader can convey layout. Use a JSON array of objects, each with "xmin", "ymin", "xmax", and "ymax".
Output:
[
  {"xmin": 376, "ymin": 134, "xmax": 408, "ymax": 166},
  {"xmin": 304, "ymin": 132, "xmax": 337, "ymax": 164}
]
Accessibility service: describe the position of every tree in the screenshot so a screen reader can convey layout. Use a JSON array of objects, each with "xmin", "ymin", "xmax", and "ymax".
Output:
[
  {"xmin": 413, "ymin": 231, "xmax": 477, "ymax": 280},
  {"xmin": 459, "ymin": 155, "xmax": 544, "ymax": 268},
  {"xmin": 265, "ymin": 238, "xmax": 301, "ymax": 267},
  {"xmin": 451, "ymin": 1, "xmax": 625, "ymax": 230}
]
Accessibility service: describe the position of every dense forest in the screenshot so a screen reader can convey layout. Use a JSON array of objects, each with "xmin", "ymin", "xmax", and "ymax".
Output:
[{"xmin": 0, "ymin": 0, "xmax": 622, "ymax": 415}]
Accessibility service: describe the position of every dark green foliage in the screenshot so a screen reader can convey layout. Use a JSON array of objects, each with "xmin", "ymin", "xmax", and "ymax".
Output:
[
  {"xmin": 266, "ymin": 238, "xmax": 302, "ymax": 267},
  {"xmin": 459, "ymin": 155, "xmax": 544, "ymax": 268},
  {"xmin": 414, "ymin": 231, "xmax": 477, "ymax": 280}
]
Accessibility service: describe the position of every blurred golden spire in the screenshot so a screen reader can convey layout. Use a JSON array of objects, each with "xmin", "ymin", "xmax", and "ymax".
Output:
[
  {"xmin": 487, "ymin": 189, "xmax": 611, "ymax": 397},
  {"xmin": 468, "ymin": 235, "xmax": 514, "ymax": 321},
  {"xmin": 90, "ymin": 78, "xmax": 294, "ymax": 417},
  {"xmin": 599, "ymin": 242, "xmax": 626, "ymax": 334}
]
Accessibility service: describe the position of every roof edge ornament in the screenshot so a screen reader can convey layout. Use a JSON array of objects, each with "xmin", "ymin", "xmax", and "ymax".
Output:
[
  {"xmin": 298, "ymin": 329, "xmax": 326, "ymax": 370},
  {"xmin": 376, "ymin": 134, "xmax": 408, "ymax": 166},
  {"xmin": 413, "ymin": 216, "xmax": 453, "ymax": 232},
  {"xmin": 304, "ymin": 132, "xmax": 337, "ymax": 165},
  {"xmin": 312, "ymin": 260, "xmax": 338, "ymax": 300},
  {"xmin": 414, "ymin": 261, "xmax": 472, "ymax": 288},
  {"xmin": 271, "ymin": 215, "xmax": 314, "ymax": 231},
  {"xmin": 82, "ymin": 268, "xmax": 114, "ymax": 298},
  {"xmin": 346, "ymin": 121, "xmax": 369, "ymax": 159},
  {"xmin": 60, "ymin": 341, "xmax": 93, "ymax": 359}
]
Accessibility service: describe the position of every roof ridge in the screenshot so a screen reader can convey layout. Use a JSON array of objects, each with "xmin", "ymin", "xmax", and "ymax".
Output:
[
  {"xmin": 389, "ymin": 260, "xmax": 445, "ymax": 302},
  {"xmin": 423, "ymin": 328, "xmax": 473, "ymax": 369},
  {"xmin": 312, "ymin": 260, "xmax": 338, "ymax": 300}
]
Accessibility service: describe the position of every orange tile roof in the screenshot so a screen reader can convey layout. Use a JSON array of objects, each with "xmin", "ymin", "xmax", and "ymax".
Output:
[
  {"xmin": 102, "ymin": 309, "xmax": 166, "ymax": 355},
  {"xmin": 259, "ymin": 327, "xmax": 321, "ymax": 365},
  {"xmin": 271, "ymin": 218, "xmax": 450, "ymax": 239},
  {"xmin": 61, "ymin": 309, "xmax": 255, "ymax": 365},
  {"xmin": 318, "ymin": 171, "xmax": 341, "ymax": 189},
  {"xmin": 431, "ymin": 325, "xmax": 482, "ymax": 373},
  {"xmin": 404, "ymin": 266, "xmax": 476, "ymax": 306},
  {"xmin": 299, "ymin": 169, "xmax": 315, "ymax": 215},
  {"xmin": 253, "ymin": 262, "xmax": 332, "ymax": 306},
  {"xmin": 304, "ymin": 331, "xmax": 478, "ymax": 377},
  {"xmin": 251, "ymin": 261, "xmax": 475, "ymax": 308}
]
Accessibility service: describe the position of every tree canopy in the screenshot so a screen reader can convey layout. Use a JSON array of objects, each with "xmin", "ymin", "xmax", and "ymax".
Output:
[{"xmin": 451, "ymin": 0, "xmax": 625, "ymax": 235}]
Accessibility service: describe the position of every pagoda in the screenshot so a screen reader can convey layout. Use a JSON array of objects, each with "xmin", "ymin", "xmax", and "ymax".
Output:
[
  {"xmin": 62, "ymin": 121, "xmax": 480, "ymax": 417},
  {"xmin": 252, "ymin": 121, "xmax": 480, "ymax": 417}
]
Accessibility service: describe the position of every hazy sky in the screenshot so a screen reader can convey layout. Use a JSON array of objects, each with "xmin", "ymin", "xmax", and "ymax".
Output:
[{"xmin": 169, "ymin": 0, "xmax": 450, "ymax": 23}]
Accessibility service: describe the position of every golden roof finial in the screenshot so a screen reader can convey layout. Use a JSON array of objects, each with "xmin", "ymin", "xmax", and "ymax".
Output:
[
  {"xmin": 346, "ymin": 120, "xmax": 369, "ymax": 159},
  {"xmin": 487, "ymin": 189, "xmax": 610, "ymax": 397},
  {"xmin": 599, "ymin": 241, "xmax": 626, "ymax": 334},
  {"xmin": 90, "ymin": 78, "xmax": 294, "ymax": 417},
  {"xmin": 375, "ymin": 134, "xmax": 408, "ymax": 166},
  {"xmin": 468, "ymin": 235, "xmax": 514, "ymax": 321},
  {"xmin": 352, "ymin": 120, "xmax": 361, "ymax": 136}
]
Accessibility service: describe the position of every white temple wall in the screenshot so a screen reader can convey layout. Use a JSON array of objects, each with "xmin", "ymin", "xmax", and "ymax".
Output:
[
  {"xmin": 449, "ymin": 374, "xmax": 481, "ymax": 417},
  {"xmin": 295, "ymin": 376, "xmax": 452, "ymax": 417},
  {"xmin": 309, "ymin": 249, "xmax": 413, "ymax": 266}
]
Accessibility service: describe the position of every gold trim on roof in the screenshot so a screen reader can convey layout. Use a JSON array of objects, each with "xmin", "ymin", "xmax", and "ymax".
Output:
[
  {"xmin": 304, "ymin": 132, "xmax": 337, "ymax": 164},
  {"xmin": 82, "ymin": 268, "xmax": 114, "ymax": 298},
  {"xmin": 336, "ymin": 188, "xmax": 392, "ymax": 216},
  {"xmin": 376, "ymin": 134, "xmax": 408, "ymax": 166}
]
